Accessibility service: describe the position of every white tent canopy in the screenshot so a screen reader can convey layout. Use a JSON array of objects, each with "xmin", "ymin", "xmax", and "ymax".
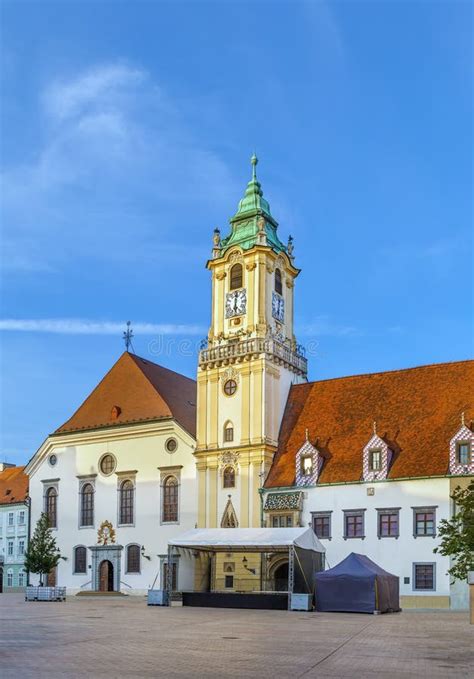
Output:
[{"xmin": 168, "ymin": 527, "xmax": 325, "ymax": 553}]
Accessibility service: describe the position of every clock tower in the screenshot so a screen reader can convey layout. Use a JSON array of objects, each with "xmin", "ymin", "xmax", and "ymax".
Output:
[{"xmin": 195, "ymin": 156, "xmax": 307, "ymax": 533}]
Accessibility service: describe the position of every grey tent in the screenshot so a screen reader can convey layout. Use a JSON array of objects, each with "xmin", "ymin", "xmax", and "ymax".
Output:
[{"xmin": 315, "ymin": 553, "xmax": 400, "ymax": 613}]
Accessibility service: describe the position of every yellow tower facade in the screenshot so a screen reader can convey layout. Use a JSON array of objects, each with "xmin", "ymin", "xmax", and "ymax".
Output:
[{"xmin": 195, "ymin": 157, "xmax": 307, "ymax": 538}]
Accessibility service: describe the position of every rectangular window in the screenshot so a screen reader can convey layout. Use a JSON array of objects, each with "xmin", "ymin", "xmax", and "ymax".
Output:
[
  {"xmin": 302, "ymin": 456, "xmax": 313, "ymax": 477},
  {"xmin": 369, "ymin": 450, "xmax": 381, "ymax": 471},
  {"xmin": 271, "ymin": 515, "xmax": 293, "ymax": 527},
  {"xmin": 224, "ymin": 426, "xmax": 234, "ymax": 442},
  {"xmin": 413, "ymin": 507, "xmax": 436, "ymax": 537},
  {"xmin": 225, "ymin": 575, "xmax": 234, "ymax": 589},
  {"xmin": 344, "ymin": 510, "xmax": 365, "ymax": 539},
  {"xmin": 312, "ymin": 512, "xmax": 331, "ymax": 539},
  {"xmin": 377, "ymin": 509, "xmax": 400, "ymax": 538},
  {"xmin": 18, "ymin": 571, "xmax": 25, "ymax": 587},
  {"xmin": 18, "ymin": 511, "xmax": 25, "ymax": 525},
  {"xmin": 457, "ymin": 442, "xmax": 470, "ymax": 465},
  {"xmin": 18, "ymin": 540, "xmax": 25, "ymax": 555},
  {"xmin": 8, "ymin": 513, "xmax": 14, "ymax": 526},
  {"xmin": 7, "ymin": 540, "xmax": 14, "ymax": 556},
  {"xmin": 414, "ymin": 563, "xmax": 435, "ymax": 591},
  {"xmin": 7, "ymin": 571, "xmax": 13, "ymax": 587}
]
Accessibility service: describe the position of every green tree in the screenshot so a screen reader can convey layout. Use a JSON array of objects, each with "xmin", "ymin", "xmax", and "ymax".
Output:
[
  {"xmin": 434, "ymin": 481, "xmax": 474, "ymax": 581},
  {"xmin": 24, "ymin": 513, "xmax": 62, "ymax": 586}
]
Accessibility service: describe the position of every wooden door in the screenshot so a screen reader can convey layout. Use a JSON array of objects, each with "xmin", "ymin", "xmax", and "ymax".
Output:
[
  {"xmin": 99, "ymin": 560, "xmax": 114, "ymax": 591},
  {"xmin": 163, "ymin": 562, "xmax": 177, "ymax": 591}
]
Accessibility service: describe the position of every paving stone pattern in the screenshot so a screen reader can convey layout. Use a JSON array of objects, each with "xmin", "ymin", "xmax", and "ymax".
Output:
[{"xmin": 0, "ymin": 594, "xmax": 473, "ymax": 678}]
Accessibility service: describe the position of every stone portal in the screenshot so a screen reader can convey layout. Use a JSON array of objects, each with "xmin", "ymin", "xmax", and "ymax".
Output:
[{"xmin": 90, "ymin": 545, "xmax": 123, "ymax": 592}]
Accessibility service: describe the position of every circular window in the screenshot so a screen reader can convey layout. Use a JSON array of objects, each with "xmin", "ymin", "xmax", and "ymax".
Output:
[
  {"xmin": 48, "ymin": 454, "xmax": 57, "ymax": 467},
  {"xmin": 99, "ymin": 454, "xmax": 116, "ymax": 476},
  {"xmin": 223, "ymin": 379, "xmax": 237, "ymax": 396},
  {"xmin": 165, "ymin": 438, "xmax": 178, "ymax": 453}
]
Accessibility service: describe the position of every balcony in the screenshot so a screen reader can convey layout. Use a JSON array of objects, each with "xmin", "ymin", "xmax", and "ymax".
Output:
[{"xmin": 199, "ymin": 336, "xmax": 307, "ymax": 376}]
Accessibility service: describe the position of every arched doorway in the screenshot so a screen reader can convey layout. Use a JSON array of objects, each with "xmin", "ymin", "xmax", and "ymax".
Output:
[
  {"xmin": 274, "ymin": 562, "xmax": 289, "ymax": 592},
  {"xmin": 99, "ymin": 560, "xmax": 114, "ymax": 592}
]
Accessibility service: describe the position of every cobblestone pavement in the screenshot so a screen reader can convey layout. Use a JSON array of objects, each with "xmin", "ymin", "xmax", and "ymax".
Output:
[{"xmin": 0, "ymin": 594, "xmax": 473, "ymax": 678}]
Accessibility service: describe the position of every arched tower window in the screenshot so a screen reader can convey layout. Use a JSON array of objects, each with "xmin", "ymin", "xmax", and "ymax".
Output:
[
  {"xmin": 119, "ymin": 480, "xmax": 134, "ymax": 525},
  {"xmin": 224, "ymin": 421, "xmax": 234, "ymax": 443},
  {"xmin": 230, "ymin": 263, "xmax": 243, "ymax": 290},
  {"xmin": 275, "ymin": 268, "xmax": 282, "ymax": 295},
  {"xmin": 45, "ymin": 487, "xmax": 57, "ymax": 528},
  {"xmin": 163, "ymin": 476, "xmax": 179, "ymax": 523},
  {"xmin": 80, "ymin": 483, "xmax": 94, "ymax": 527},
  {"xmin": 223, "ymin": 466, "xmax": 235, "ymax": 489}
]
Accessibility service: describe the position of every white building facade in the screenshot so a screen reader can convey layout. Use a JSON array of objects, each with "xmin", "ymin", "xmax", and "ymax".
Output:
[
  {"xmin": 263, "ymin": 360, "xmax": 474, "ymax": 610},
  {"xmin": 26, "ymin": 352, "xmax": 198, "ymax": 595}
]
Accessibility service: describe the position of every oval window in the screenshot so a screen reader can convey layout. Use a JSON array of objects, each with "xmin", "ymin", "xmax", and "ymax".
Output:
[
  {"xmin": 223, "ymin": 379, "xmax": 237, "ymax": 396},
  {"xmin": 165, "ymin": 438, "xmax": 178, "ymax": 453},
  {"xmin": 99, "ymin": 454, "xmax": 116, "ymax": 476}
]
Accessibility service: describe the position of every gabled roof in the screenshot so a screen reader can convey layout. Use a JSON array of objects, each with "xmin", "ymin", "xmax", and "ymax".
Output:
[
  {"xmin": 265, "ymin": 360, "xmax": 474, "ymax": 487},
  {"xmin": 0, "ymin": 466, "xmax": 28, "ymax": 505},
  {"xmin": 54, "ymin": 352, "xmax": 196, "ymax": 437}
]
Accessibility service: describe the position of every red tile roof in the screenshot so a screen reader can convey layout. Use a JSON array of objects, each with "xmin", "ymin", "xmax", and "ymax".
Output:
[
  {"xmin": 0, "ymin": 466, "xmax": 28, "ymax": 504},
  {"xmin": 265, "ymin": 360, "xmax": 474, "ymax": 488},
  {"xmin": 54, "ymin": 352, "xmax": 196, "ymax": 437}
]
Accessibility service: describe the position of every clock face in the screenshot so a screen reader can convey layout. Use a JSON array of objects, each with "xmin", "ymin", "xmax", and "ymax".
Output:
[
  {"xmin": 272, "ymin": 291, "xmax": 285, "ymax": 322},
  {"xmin": 226, "ymin": 289, "xmax": 247, "ymax": 318}
]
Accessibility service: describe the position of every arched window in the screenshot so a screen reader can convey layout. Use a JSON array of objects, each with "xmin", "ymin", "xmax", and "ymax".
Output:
[
  {"xmin": 74, "ymin": 546, "xmax": 87, "ymax": 574},
  {"xmin": 223, "ymin": 466, "xmax": 235, "ymax": 488},
  {"xmin": 80, "ymin": 483, "xmax": 94, "ymax": 527},
  {"xmin": 45, "ymin": 487, "xmax": 57, "ymax": 528},
  {"xmin": 119, "ymin": 480, "xmax": 134, "ymax": 525},
  {"xmin": 126, "ymin": 544, "xmax": 140, "ymax": 573},
  {"xmin": 230, "ymin": 263, "xmax": 243, "ymax": 290},
  {"xmin": 224, "ymin": 422, "xmax": 234, "ymax": 443},
  {"xmin": 275, "ymin": 268, "xmax": 282, "ymax": 295},
  {"xmin": 163, "ymin": 476, "xmax": 178, "ymax": 523}
]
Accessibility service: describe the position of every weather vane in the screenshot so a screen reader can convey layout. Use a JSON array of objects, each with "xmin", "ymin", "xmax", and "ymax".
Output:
[{"xmin": 123, "ymin": 321, "xmax": 135, "ymax": 353}]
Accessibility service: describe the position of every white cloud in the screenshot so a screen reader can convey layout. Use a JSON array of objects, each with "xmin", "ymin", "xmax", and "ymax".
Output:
[
  {"xmin": 0, "ymin": 318, "xmax": 206, "ymax": 335},
  {"xmin": 299, "ymin": 315, "xmax": 360, "ymax": 337},
  {"xmin": 44, "ymin": 64, "xmax": 146, "ymax": 122},
  {"xmin": 1, "ymin": 62, "xmax": 238, "ymax": 272}
]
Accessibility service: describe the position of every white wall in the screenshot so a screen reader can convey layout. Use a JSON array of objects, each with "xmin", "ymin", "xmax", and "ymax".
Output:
[
  {"xmin": 301, "ymin": 478, "xmax": 457, "ymax": 603},
  {"xmin": 28, "ymin": 422, "xmax": 197, "ymax": 595}
]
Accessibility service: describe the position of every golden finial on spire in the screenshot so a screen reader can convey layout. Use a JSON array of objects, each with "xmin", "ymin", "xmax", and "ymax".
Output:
[
  {"xmin": 373, "ymin": 421, "xmax": 377, "ymax": 435},
  {"xmin": 461, "ymin": 411, "xmax": 465, "ymax": 426},
  {"xmin": 305, "ymin": 428, "xmax": 309, "ymax": 441}
]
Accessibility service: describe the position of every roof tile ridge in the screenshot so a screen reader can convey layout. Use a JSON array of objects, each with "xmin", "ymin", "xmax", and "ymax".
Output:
[
  {"xmin": 302, "ymin": 358, "xmax": 474, "ymax": 387},
  {"xmin": 128, "ymin": 353, "xmax": 197, "ymax": 385},
  {"xmin": 53, "ymin": 352, "xmax": 132, "ymax": 433}
]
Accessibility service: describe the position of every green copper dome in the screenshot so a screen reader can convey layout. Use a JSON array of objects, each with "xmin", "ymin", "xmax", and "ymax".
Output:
[{"xmin": 220, "ymin": 155, "xmax": 287, "ymax": 255}]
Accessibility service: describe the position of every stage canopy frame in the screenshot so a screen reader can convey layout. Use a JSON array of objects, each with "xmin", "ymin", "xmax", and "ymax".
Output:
[{"xmin": 166, "ymin": 527, "xmax": 325, "ymax": 610}]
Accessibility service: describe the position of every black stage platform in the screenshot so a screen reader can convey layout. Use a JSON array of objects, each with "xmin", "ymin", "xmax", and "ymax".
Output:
[{"xmin": 182, "ymin": 591, "xmax": 288, "ymax": 610}]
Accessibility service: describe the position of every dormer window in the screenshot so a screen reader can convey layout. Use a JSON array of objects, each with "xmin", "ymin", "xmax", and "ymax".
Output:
[
  {"xmin": 302, "ymin": 455, "xmax": 313, "ymax": 477},
  {"xmin": 449, "ymin": 424, "xmax": 474, "ymax": 475},
  {"xmin": 457, "ymin": 442, "xmax": 471, "ymax": 465},
  {"xmin": 369, "ymin": 450, "xmax": 381, "ymax": 472},
  {"xmin": 362, "ymin": 432, "xmax": 391, "ymax": 482},
  {"xmin": 295, "ymin": 438, "xmax": 320, "ymax": 486}
]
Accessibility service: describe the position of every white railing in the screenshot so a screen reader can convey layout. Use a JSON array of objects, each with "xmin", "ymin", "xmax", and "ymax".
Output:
[{"xmin": 199, "ymin": 337, "xmax": 307, "ymax": 374}]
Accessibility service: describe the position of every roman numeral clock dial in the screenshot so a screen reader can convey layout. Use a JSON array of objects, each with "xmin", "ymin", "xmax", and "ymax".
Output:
[
  {"xmin": 225, "ymin": 289, "xmax": 247, "ymax": 318},
  {"xmin": 272, "ymin": 291, "xmax": 285, "ymax": 322}
]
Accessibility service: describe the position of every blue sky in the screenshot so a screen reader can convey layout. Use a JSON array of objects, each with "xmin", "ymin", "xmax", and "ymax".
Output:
[{"xmin": 1, "ymin": 0, "xmax": 472, "ymax": 465}]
